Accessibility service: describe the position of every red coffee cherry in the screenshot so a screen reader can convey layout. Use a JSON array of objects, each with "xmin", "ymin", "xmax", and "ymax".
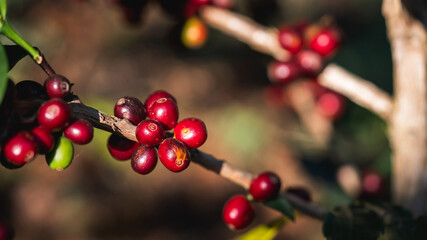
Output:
[
  {"xmin": 1, "ymin": 152, "xmax": 24, "ymax": 169},
  {"xmin": 148, "ymin": 98, "xmax": 179, "ymax": 130},
  {"xmin": 295, "ymin": 50, "xmax": 324, "ymax": 76},
  {"xmin": 44, "ymin": 74, "xmax": 71, "ymax": 99},
  {"xmin": 31, "ymin": 126, "xmax": 54, "ymax": 153},
  {"xmin": 3, "ymin": 131, "xmax": 37, "ymax": 166},
  {"xmin": 309, "ymin": 28, "xmax": 341, "ymax": 57},
  {"xmin": 316, "ymin": 91, "xmax": 345, "ymax": 120},
  {"xmin": 131, "ymin": 146, "xmax": 158, "ymax": 175},
  {"xmin": 249, "ymin": 172, "xmax": 281, "ymax": 201},
  {"xmin": 37, "ymin": 99, "xmax": 72, "ymax": 132},
  {"xmin": 158, "ymin": 138, "xmax": 190, "ymax": 172},
  {"xmin": 135, "ymin": 119, "xmax": 165, "ymax": 147},
  {"xmin": 362, "ymin": 169, "xmax": 385, "ymax": 196},
  {"xmin": 267, "ymin": 61, "xmax": 300, "ymax": 84},
  {"xmin": 278, "ymin": 27, "xmax": 303, "ymax": 55},
  {"xmin": 107, "ymin": 134, "xmax": 140, "ymax": 161},
  {"xmin": 64, "ymin": 119, "xmax": 94, "ymax": 145},
  {"xmin": 222, "ymin": 195, "xmax": 255, "ymax": 230},
  {"xmin": 285, "ymin": 187, "xmax": 312, "ymax": 202},
  {"xmin": 174, "ymin": 118, "xmax": 207, "ymax": 149},
  {"xmin": 16, "ymin": 80, "xmax": 45, "ymax": 100},
  {"xmin": 184, "ymin": 0, "xmax": 211, "ymax": 18},
  {"xmin": 144, "ymin": 90, "xmax": 177, "ymax": 113},
  {"xmin": 114, "ymin": 96, "xmax": 146, "ymax": 125}
]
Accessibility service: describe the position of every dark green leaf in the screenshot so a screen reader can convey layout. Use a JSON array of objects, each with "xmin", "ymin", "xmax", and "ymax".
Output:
[
  {"xmin": 0, "ymin": 43, "xmax": 8, "ymax": 106},
  {"xmin": 4, "ymin": 45, "xmax": 28, "ymax": 70},
  {"xmin": 264, "ymin": 195, "xmax": 294, "ymax": 220},
  {"xmin": 406, "ymin": 215, "xmax": 427, "ymax": 239},
  {"xmin": 236, "ymin": 217, "xmax": 287, "ymax": 240}
]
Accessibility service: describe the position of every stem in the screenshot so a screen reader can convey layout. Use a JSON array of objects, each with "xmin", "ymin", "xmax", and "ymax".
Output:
[
  {"xmin": 0, "ymin": 21, "xmax": 40, "ymax": 63},
  {"xmin": 0, "ymin": 0, "xmax": 6, "ymax": 20},
  {"xmin": 67, "ymin": 96, "xmax": 328, "ymax": 221}
]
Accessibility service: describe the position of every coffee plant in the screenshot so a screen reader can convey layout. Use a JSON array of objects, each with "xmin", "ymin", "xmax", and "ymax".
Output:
[{"xmin": 1, "ymin": 0, "xmax": 427, "ymax": 239}]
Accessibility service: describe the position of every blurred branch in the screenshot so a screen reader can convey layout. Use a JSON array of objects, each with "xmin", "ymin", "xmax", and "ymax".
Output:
[
  {"xmin": 68, "ymin": 96, "xmax": 328, "ymax": 221},
  {"xmin": 199, "ymin": 6, "xmax": 290, "ymax": 61},
  {"xmin": 318, "ymin": 64, "xmax": 393, "ymax": 120}
]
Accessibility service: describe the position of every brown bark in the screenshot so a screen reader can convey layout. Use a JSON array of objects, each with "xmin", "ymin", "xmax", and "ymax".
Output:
[{"xmin": 383, "ymin": 0, "xmax": 427, "ymax": 214}]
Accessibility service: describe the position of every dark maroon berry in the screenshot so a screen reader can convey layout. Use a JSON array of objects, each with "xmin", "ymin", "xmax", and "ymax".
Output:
[
  {"xmin": 249, "ymin": 172, "xmax": 281, "ymax": 201},
  {"xmin": 37, "ymin": 99, "xmax": 72, "ymax": 131},
  {"xmin": 144, "ymin": 90, "xmax": 177, "ymax": 113},
  {"xmin": 285, "ymin": 187, "xmax": 312, "ymax": 202},
  {"xmin": 158, "ymin": 138, "xmax": 190, "ymax": 172},
  {"xmin": 148, "ymin": 98, "xmax": 179, "ymax": 130},
  {"xmin": 16, "ymin": 80, "xmax": 45, "ymax": 100},
  {"xmin": 135, "ymin": 119, "xmax": 165, "ymax": 147},
  {"xmin": 0, "ymin": 221, "xmax": 14, "ymax": 240},
  {"xmin": 64, "ymin": 119, "xmax": 94, "ymax": 145},
  {"xmin": 114, "ymin": 96, "xmax": 146, "ymax": 125},
  {"xmin": 223, "ymin": 195, "xmax": 255, "ymax": 230},
  {"xmin": 267, "ymin": 61, "xmax": 300, "ymax": 84},
  {"xmin": 295, "ymin": 50, "xmax": 324, "ymax": 76},
  {"xmin": 174, "ymin": 118, "xmax": 207, "ymax": 149},
  {"xmin": 131, "ymin": 146, "xmax": 158, "ymax": 175},
  {"xmin": 278, "ymin": 27, "xmax": 303, "ymax": 55},
  {"xmin": 107, "ymin": 134, "xmax": 140, "ymax": 161},
  {"xmin": 44, "ymin": 74, "xmax": 71, "ymax": 99},
  {"xmin": 31, "ymin": 126, "xmax": 54, "ymax": 153},
  {"xmin": 3, "ymin": 131, "xmax": 37, "ymax": 166}
]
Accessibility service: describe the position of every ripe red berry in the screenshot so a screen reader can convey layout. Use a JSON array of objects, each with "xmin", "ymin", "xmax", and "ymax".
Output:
[
  {"xmin": 16, "ymin": 80, "xmax": 45, "ymax": 100},
  {"xmin": 362, "ymin": 170, "xmax": 385, "ymax": 196},
  {"xmin": 285, "ymin": 187, "xmax": 312, "ymax": 202},
  {"xmin": 3, "ymin": 131, "xmax": 37, "ymax": 166},
  {"xmin": 316, "ymin": 91, "xmax": 345, "ymax": 120},
  {"xmin": 114, "ymin": 96, "xmax": 146, "ymax": 125},
  {"xmin": 64, "ymin": 119, "xmax": 94, "ymax": 145},
  {"xmin": 144, "ymin": 90, "xmax": 177, "ymax": 114},
  {"xmin": 44, "ymin": 74, "xmax": 71, "ymax": 99},
  {"xmin": 222, "ymin": 195, "xmax": 255, "ymax": 230},
  {"xmin": 278, "ymin": 27, "xmax": 303, "ymax": 55},
  {"xmin": 295, "ymin": 50, "xmax": 324, "ymax": 76},
  {"xmin": 174, "ymin": 118, "xmax": 207, "ymax": 149},
  {"xmin": 148, "ymin": 98, "xmax": 179, "ymax": 130},
  {"xmin": 158, "ymin": 138, "xmax": 190, "ymax": 172},
  {"xmin": 107, "ymin": 134, "xmax": 140, "ymax": 161},
  {"xmin": 135, "ymin": 119, "xmax": 165, "ymax": 147},
  {"xmin": 267, "ymin": 61, "xmax": 300, "ymax": 84},
  {"xmin": 309, "ymin": 28, "xmax": 341, "ymax": 57},
  {"xmin": 131, "ymin": 146, "xmax": 158, "ymax": 175},
  {"xmin": 249, "ymin": 172, "xmax": 281, "ymax": 201},
  {"xmin": 31, "ymin": 126, "xmax": 54, "ymax": 153},
  {"xmin": 37, "ymin": 99, "xmax": 72, "ymax": 131}
]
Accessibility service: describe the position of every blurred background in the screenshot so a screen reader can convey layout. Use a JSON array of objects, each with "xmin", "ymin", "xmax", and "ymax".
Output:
[{"xmin": 0, "ymin": 0, "xmax": 392, "ymax": 239}]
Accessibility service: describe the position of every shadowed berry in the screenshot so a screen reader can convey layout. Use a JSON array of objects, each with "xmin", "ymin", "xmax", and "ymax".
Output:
[
  {"xmin": 174, "ymin": 118, "xmax": 207, "ymax": 149},
  {"xmin": 144, "ymin": 90, "xmax": 177, "ymax": 113},
  {"xmin": 64, "ymin": 119, "xmax": 94, "ymax": 145},
  {"xmin": 158, "ymin": 138, "xmax": 190, "ymax": 172},
  {"xmin": 278, "ymin": 27, "xmax": 303, "ymax": 54},
  {"xmin": 148, "ymin": 98, "xmax": 179, "ymax": 130},
  {"xmin": 3, "ymin": 131, "xmax": 37, "ymax": 166},
  {"xmin": 131, "ymin": 146, "xmax": 158, "ymax": 175},
  {"xmin": 114, "ymin": 96, "xmax": 146, "ymax": 125},
  {"xmin": 31, "ymin": 126, "xmax": 54, "ymax": 153},
  {"xmin": 267, "ymin": 61, "xmax": 300, "ymax": 84},
  {"xmin": 37, "ymin": 99, "xmax": 72, "ymax": 131},
  {"xmin": 16, "ymin": 80, "xmax": 45, "ymax": 100},
  {"xmin": 295, "ymin": 50, "xmax": 324, "ymax": 76},
  {"xmin": 44, "ymin": 74, "xmax": 71, "ymax": 99},
  {"xmin": 107, "ymin": 134, "xmax": 140, "ymax": 161},
  {"xmin": 223, "ymin": 195, "xmax": 255, "ymax": 230},
  {"xmin": 249, "ymin": 172, "xmax": 281, "ymax": 201},
  {"xmin": 136, "ymin": 119, "xmax": 165, "ymax": 147}
]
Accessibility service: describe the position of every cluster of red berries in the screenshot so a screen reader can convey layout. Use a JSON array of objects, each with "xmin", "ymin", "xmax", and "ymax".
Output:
[
  {"xmin": 0, "ymin": 75, "xmax": 94, "ymax": 171},
  {"xmin": 107, "ymin": 90, "xmax": 208, "ymax": 174},
  {"xmin": 264, "ymin": 22, "xmax": 345, "ymax": 120}
]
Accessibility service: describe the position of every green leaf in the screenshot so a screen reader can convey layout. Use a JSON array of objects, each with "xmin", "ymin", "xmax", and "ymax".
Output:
[
  {"xmin": 4, "ymin": 45, "xmax": 28, "ymax": 70},
  {"xmin": 0, "ymin": 43, "xmax": 8, "ymax": 106},
  {"xmin": 236, "ymin": 217, "xmax": 287, "ymax": 240},
  {"xmin": 264, "ymin": 195, "xmax": 294, "ymax": 220}
]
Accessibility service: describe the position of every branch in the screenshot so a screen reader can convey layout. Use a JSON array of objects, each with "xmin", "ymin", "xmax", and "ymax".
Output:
[
  {"xmin": 318, "ymin": 64, "xmax": 393, "ymax": 120},
  {"xmin": 68, "ymin": 97, "xmax": 328, "ymax": 220},
  {"xmin": 199, "ymin": 6, "xmax": 291, "ymax": 62}
]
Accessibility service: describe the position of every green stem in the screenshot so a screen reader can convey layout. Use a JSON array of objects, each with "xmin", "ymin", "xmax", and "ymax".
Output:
[
  {"xmin": 0, "ymin": 0, "xmax": 6, "ymax": 20},
  {"xmin": 0, "ymin": 20, "xmax": 41, "ymax": 63}
]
